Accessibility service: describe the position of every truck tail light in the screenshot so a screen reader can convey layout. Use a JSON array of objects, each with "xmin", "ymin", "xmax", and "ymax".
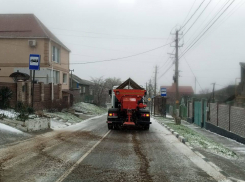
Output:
[
  {"xmin": 141, "ymin": 114, "xmax": 150, "ymax": 117},
  {"xmin": 109, "ymin": 113, "xmax": 117, "ymax": 116}
]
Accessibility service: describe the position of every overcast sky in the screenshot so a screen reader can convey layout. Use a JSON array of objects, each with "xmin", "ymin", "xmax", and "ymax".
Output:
[{"xmin": 1, "ymin": 0, "xmax": 244, "ymax": 93}]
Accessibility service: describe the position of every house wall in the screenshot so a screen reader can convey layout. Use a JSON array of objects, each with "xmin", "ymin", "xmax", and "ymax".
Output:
[{"xmin": 0, "ymin": 39, "xmax": 69, "ymax": 90}]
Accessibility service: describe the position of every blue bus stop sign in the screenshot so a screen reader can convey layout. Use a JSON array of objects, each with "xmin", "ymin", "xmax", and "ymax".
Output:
[
  {"xmin": 29, "ymin": 54, "xmax": 40, "ymax": 70},
  {"xmin": 161, "ymin": 88, "xmax": 167, "ymax": 97}
]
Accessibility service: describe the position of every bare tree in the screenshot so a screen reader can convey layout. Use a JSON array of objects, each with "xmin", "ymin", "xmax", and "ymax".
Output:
[
  {"xmin": 91, "ymin": 77, "xmax": 106, "ymax": 106},
  {"xmin": 199, "ymin": 88, "xmax": 210, "ymax": 94},
  {"xmin": 104, "ymin": 77, "xmax": 121, "ymax": 90},
  {"xmin": 91, "ymin": 77, "xmax": 122, "ymax": 106}
]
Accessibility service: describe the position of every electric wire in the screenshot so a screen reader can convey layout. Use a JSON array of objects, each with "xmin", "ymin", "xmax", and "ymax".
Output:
[
  {"xmin": 180, "ymin": 49, "xmax": 203, "ymax": 91},
  {"xmin": 182, "ymin": 0, "xmax": 197, "ymax": 25},
  {"xmin": 183, "ymin": 0, "xmax": 231, "ymax": 46},
  {"xmin": 68, "ymin": 41, "xmax": 174, "ymax": 65},
  {"xmin": 179, "ymin": 0, "xmax": 236, "ymax": 59},
  {"xmin": 183, "ymin": 0, "xmax": 213, "ymax": 37},
  {"xmin": 182, "ymin": 0, "xmax": 223, "ymax": 44},
  {"xmin": 181, "ymin": 0, "xmax": 207, "ymax": 30}
]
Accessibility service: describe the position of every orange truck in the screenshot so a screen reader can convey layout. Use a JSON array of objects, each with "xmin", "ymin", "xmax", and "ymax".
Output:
[{"xmin": 106, "ymin": 78, "xmax": 151, "ymax": 130}]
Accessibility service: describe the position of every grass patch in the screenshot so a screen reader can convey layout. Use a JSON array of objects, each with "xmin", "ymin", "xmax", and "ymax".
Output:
[
  {"xmin": 157, "ymin": 118, "xmax": 236, "ymax": 159},
  {"xmin": 73, "ymin": 102, "xmax": 107, "ymax": 115},
  {"xmin": 45, "ymin": 112, "xmax": 82, "ymax": 123}
]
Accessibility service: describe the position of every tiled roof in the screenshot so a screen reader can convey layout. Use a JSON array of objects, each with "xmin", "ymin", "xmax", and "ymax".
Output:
[
  {"xmin": 0, "ymin": 14, "xmax": 70, "ymax": 51},
  {"xmin": 71, "ymin": 74, "xmax": 93, "ymax": 86},
  {"xmin": 161, "ymin": 83, "xmax": 194, "ymax": 94}
]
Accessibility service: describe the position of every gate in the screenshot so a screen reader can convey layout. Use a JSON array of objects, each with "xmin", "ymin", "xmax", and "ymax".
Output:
[
  {"xmin": 180, "ymin": 105, "xmax": 187, "ymax": 119},
  {"xmin": 203, "ymin": 100, "xmax": 207, "ymax": 128},
  {"xmin": 153, "ymin": 96, "xmax": 167, "ymax": 116},
  {"xmin": 194, "ymin": 101, "xmax": 202, "ymax": 127}
]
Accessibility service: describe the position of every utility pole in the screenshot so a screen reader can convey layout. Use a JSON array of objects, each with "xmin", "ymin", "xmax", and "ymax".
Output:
[
  {"xmin": 69, "ymin": 69, "xmax": 74, "ymax": 89},
  {"xmin": 211, "ymin": 83, "xmax": 216, "ymax": 102},
  {"xmin": 175, "ymin": 30, "xmax": 180, "ymax": 109},
  {"xmin": 154, "ymin": 65, "xmax": 158, "ymax": 97},
  {"xmin": 171, "ymin": 29, "xmax": 182, "ymax": 121},
  {"xmin": 195, "ymin": 77, "xmax": 196, "ymax": 94}
]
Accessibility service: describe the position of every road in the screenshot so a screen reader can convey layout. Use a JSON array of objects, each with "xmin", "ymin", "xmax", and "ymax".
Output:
[{"xmin": 0, "ymin": 115, "xmax": 229, "ymax": 182}]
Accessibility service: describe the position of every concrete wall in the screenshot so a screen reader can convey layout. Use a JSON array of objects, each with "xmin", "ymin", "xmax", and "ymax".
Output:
[
  {"xmin": 209, "ymin": 103, "xmax": 217, "ymax": 126},
  {"xmin": 208, "ymin": 103, "xmax": 245, "ymax": 139},
  {"xmin": 230, "ymin": 107, "xmax": 245, "ymax": 138},
  {"xmin": 218, "ymin": 104, "xmax": 229, "ymax": 131},
  {"xmin": 25, "ymin": 118, "xmax": 50, "ymax": 132}
]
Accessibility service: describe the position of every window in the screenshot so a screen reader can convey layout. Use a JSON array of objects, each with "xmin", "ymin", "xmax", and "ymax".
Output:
[
  {"xmin": 90, "ymin": 89, "xmax": 93, "ymax": 95},
  {"xmin": 52, "ymin": 46, "xmax": 60, "ymax": 63},
  {"xmin": 63, "ymin": 73, "xmax": 67, "ymax": 84},
  {"xmin": 53, "ymin": 70, "xmax": 60, "ymax": 84},
  {"xmin": 79, "ymin": 86, "xmax": 82, "ymax": 93},
  {"xmin": 83, "ymin": 87, "xmax": 86, "ymax": 93}
]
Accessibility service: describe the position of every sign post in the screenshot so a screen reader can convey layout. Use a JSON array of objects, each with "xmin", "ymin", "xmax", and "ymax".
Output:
[
  {"xmin": 161, "ymin": 88, "xmax": 167, "ymax": 117},
  {"xmin": 29, "ymin": 54, "xmax": 40, "ymax": 107},
  {"xmin": 161, "ymin": 88, "xmax": 167, "ymax": 97}
]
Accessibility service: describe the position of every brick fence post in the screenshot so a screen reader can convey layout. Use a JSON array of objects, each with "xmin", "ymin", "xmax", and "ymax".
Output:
[
  {"xmin": 17, "ymin": 81, "xmax": 24, "ymax": 102},
  {"xmin": 192, "ymin": 97, "xmax": 195, "ymax": 123},
  {"xmin": 40, "ymin": 82, "xmax": 44, "ymax": 102},
  {"xmin": 58, "ymin": 84, "xmax": 62, "ymax": 100},
  {"xmin": 26, "ymin": 81, "xmax": 32, "ymax": 105}
]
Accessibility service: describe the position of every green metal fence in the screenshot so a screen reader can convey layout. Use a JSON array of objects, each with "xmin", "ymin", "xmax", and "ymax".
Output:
[
  {"xmin": 194, "ymin": 101, "xmax": 202, "ymax": 127},
  {"xmin": 180, "ymin": 105, "xmax": 187, "ymax": 119}
]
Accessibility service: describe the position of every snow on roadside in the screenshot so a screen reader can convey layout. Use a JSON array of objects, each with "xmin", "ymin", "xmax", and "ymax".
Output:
[
  {"xmin": 73, "ymin": 102, "xmax": 106, "ymax": 115},
  {"xmin": 155, "ymin": 117, "xmax": 237, "ymax": 159},
  {"xmin": 0, "ymin": 123, "xmax": 23, "ymax": 133},
  {"xmin": 0, "ymin": 109, "xmax": 18, "ymax": 119}
]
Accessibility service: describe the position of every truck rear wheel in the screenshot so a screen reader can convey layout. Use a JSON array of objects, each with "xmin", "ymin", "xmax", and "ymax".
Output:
[
  {"xmin": 144, "ymin": 124, "xmax": 150, "ymax": 130},
  {"xmin": 108, "ymin": 124, "xmax": 113, "ymax": 130}
]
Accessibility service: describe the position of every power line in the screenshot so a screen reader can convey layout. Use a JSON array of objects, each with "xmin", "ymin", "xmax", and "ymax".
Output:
[
  {"xmin": 69, "ymin": 41, "xmax": 174, "ymax": 65},
  {"xmin": 183, "ymin": 0, "xmax": 213, "ymax": 37},
  {"xmin": 51, "ymin": 27, "xmax": 168, "ymax": 40},
  {"xmin": 180, "ymin": 0, "xmax": 236, "ymax": 59},
  {"xmin": 202, "ymin": 0, "xmax": 245, "ymax": 37},
  {"xmin": 183, "ymin": 0, "xmax": 231, "ymax": 46},
  {"xmin": 158, "ymin": 62, "xmax": 174, "ymax": 79},
  {"xmin": 181, "ymin": 0, "xmax": 207, "ymax": 30},
  {"xmin": 182, "ymin": 0, "xmax": 197, "ymax": 25},
  {"xmin": 183, "ymin": 0, "xmax": 223, "ymax": 44},
  {"xmin": 180, "ymin": 49, "xmax": 203, "ymax": 91}
]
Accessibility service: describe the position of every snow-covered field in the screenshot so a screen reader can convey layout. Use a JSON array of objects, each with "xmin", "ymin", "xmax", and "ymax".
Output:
[{"xmin": 73, "ymin": 102, "xmax": 107, "ymax": 115}]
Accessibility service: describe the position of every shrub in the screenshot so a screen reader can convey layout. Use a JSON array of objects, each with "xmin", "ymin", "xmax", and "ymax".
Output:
[
  {"xmin": 0, "ymin": 114, "xmax": 6, "ymax": 120},
  {"xmin": 27, "ymin": 107, "xmax": 35, "ymax": 114},
  {"xmin": 15, "ymin": 101, "xmax": 30, "ymax": 122},
  {"xmin": 0, "ymin": 87, "xmax": 13, "ymax": 109}
]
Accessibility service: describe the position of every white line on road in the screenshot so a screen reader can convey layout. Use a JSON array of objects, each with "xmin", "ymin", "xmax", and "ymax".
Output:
[
  {"xmin": 55, "ymin": 130, "xmax": 111, "ymax": 182},
  {"xmin": 194, "ymin": 151, "xmax": 206, "ymax": 159},
  {"xmin": 228, "ymin": 177, "xmax": 245, "ymax": 182}
]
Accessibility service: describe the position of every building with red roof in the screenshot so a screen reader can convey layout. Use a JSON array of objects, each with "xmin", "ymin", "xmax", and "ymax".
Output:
[{"xmin": 160, "ymin": 83, "xmax": 194, "ymax": 104}]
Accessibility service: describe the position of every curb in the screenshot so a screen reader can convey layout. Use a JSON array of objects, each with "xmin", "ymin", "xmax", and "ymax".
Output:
[
  {"xmin": 161, "ymin": 123, "xmax": 186, "ymax": 144},
  {"xmin": 159, "ymin": 120, "xmax": 239, "ymax": 182}
]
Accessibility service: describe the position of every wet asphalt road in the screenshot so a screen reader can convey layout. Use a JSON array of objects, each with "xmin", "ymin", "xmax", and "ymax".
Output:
[{"xmin": 0, "ymin": 115, "xmax": 217, "ymax": 182}]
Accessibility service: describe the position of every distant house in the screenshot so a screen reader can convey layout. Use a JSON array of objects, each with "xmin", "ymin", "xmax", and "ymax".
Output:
[
  {"xmin": 70, "ymin": 74, "xmax": 94, "ymax": 103},
  {"xmin": 160, "ymin": 83, "xmax": 194, "ymax": 105},
  {"xmin": 0, "ymin": 14, "xmax": 70, "ymax": 90}
]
